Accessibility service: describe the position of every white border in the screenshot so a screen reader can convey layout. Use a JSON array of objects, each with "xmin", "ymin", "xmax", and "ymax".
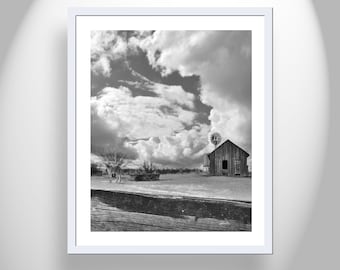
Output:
[{"xmin": 68, "ymin": 7, "xmax": 272, "ymax": 254}]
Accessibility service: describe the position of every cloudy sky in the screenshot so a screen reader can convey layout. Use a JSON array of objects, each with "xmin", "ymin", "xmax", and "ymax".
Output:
[{"xmin": 91, "ymin": 31, "xmax": 251, "ymax": 169}]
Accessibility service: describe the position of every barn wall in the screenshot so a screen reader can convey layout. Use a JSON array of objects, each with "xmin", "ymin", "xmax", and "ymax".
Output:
[
  {"xmin": 209, "ymin": 152, "xmax": 215, "ymax": 175},
  {"xmin": 209, "ymin": 141, "xmax": 249, "ymax": 176}
]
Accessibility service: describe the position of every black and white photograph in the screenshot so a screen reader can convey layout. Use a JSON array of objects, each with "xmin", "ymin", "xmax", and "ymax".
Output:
[
  {"xmin": 69, "ymin": 9, "xmax": 272, "ymax": 253},
  {"xmin": 3, "ymin": 0, "xmax": 340, "ymax": 268},
  {"xmin": 90, "ymin": 30, "xmax": 252, "ymax": 232}
]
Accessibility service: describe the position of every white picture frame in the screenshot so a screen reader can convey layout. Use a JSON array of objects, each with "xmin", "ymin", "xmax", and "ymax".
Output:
[{"xmin": 68, "ymin": 7, "xmax": 272, "ymax": 254}]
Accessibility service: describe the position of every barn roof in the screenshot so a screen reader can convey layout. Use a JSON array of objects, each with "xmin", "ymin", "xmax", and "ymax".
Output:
[{"xmin": 208, "ymin": 139, "xmax": 249, "ymax": 157}]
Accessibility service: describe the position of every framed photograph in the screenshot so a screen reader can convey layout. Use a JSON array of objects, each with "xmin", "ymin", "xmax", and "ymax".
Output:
[{"xmin": 68, "ymin": 7, "xmax": 272, "ymax": 254}]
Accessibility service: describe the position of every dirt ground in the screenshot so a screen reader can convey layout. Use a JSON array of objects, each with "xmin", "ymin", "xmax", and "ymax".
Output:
[{"xmin": 91, "ymin": 173, "xmax": 251, "ymax": 202}]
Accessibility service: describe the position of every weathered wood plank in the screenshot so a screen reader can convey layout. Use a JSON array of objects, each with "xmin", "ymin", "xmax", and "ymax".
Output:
[
  {"xmin": 91, "ymin": 199, "xmax": 251, "ymax": 231},
  {"xmin": 92, "ymin": 189, "xmax": 251, "ymax": 224}
]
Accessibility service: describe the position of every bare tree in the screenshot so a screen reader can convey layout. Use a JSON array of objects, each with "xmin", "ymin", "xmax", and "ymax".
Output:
[{"xmin": 93, "ymin": 146, "xmax": 126, "ymax": 183}]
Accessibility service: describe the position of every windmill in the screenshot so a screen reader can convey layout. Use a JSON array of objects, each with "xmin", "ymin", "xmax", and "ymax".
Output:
[{"xmin": 210, "ymin": 132, "xmax": 222, "ymax": 149}]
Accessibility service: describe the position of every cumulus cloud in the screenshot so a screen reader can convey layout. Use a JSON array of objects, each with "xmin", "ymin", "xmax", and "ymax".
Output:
[
  {"xmin": 91, "ymin": 31, "xmax": 133, "ymax": 77},
  {"xmin": 208, "ymin": 105, "xmax": 251, "ymax": 151},
  {"xmin": 138, "ymin": 31, "xmax": 252, "ymax": 154},
  {"xmin": 120, "ymin": 67, "xmax": 195, "ymax": 109},
  {"xmin": 91, "ymin": 86, "xmax": 196, "ymax": 140},
  {"xmin": 91, "ymin": 85, "xmax": 210, "ymax": 168},
  {"xmin": 91, "ymin": 109, "xmax": 138, "ymax": 160},
  {"xmin": 132, "ymin": 124, "xmax": 210, "ymax": 168},
  {"xmin": 139, "ymin": 31, "xmax": 251, "ymax": 103},
  {"xmin": 92, "ymin": 55, "xmax": 112, "ymax": 77},
  {"xmin": 90, "ymin": 30, "xmax": 252, "ymax": 168}
]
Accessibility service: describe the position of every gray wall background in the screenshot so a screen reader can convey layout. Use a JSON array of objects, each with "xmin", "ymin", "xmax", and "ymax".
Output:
[
  {"xmin": 0, "ymin": 1, "xmax": 339, "ymax": 269},
  {"xmin": 291, "ymin": 1, "xmax": 339, "ymax": 269}
]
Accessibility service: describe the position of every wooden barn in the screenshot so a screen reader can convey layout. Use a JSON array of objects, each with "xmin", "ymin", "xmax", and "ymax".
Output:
[{"xmin": 207, "ymin": 139, "xmax": 249, "ymax": 177}]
